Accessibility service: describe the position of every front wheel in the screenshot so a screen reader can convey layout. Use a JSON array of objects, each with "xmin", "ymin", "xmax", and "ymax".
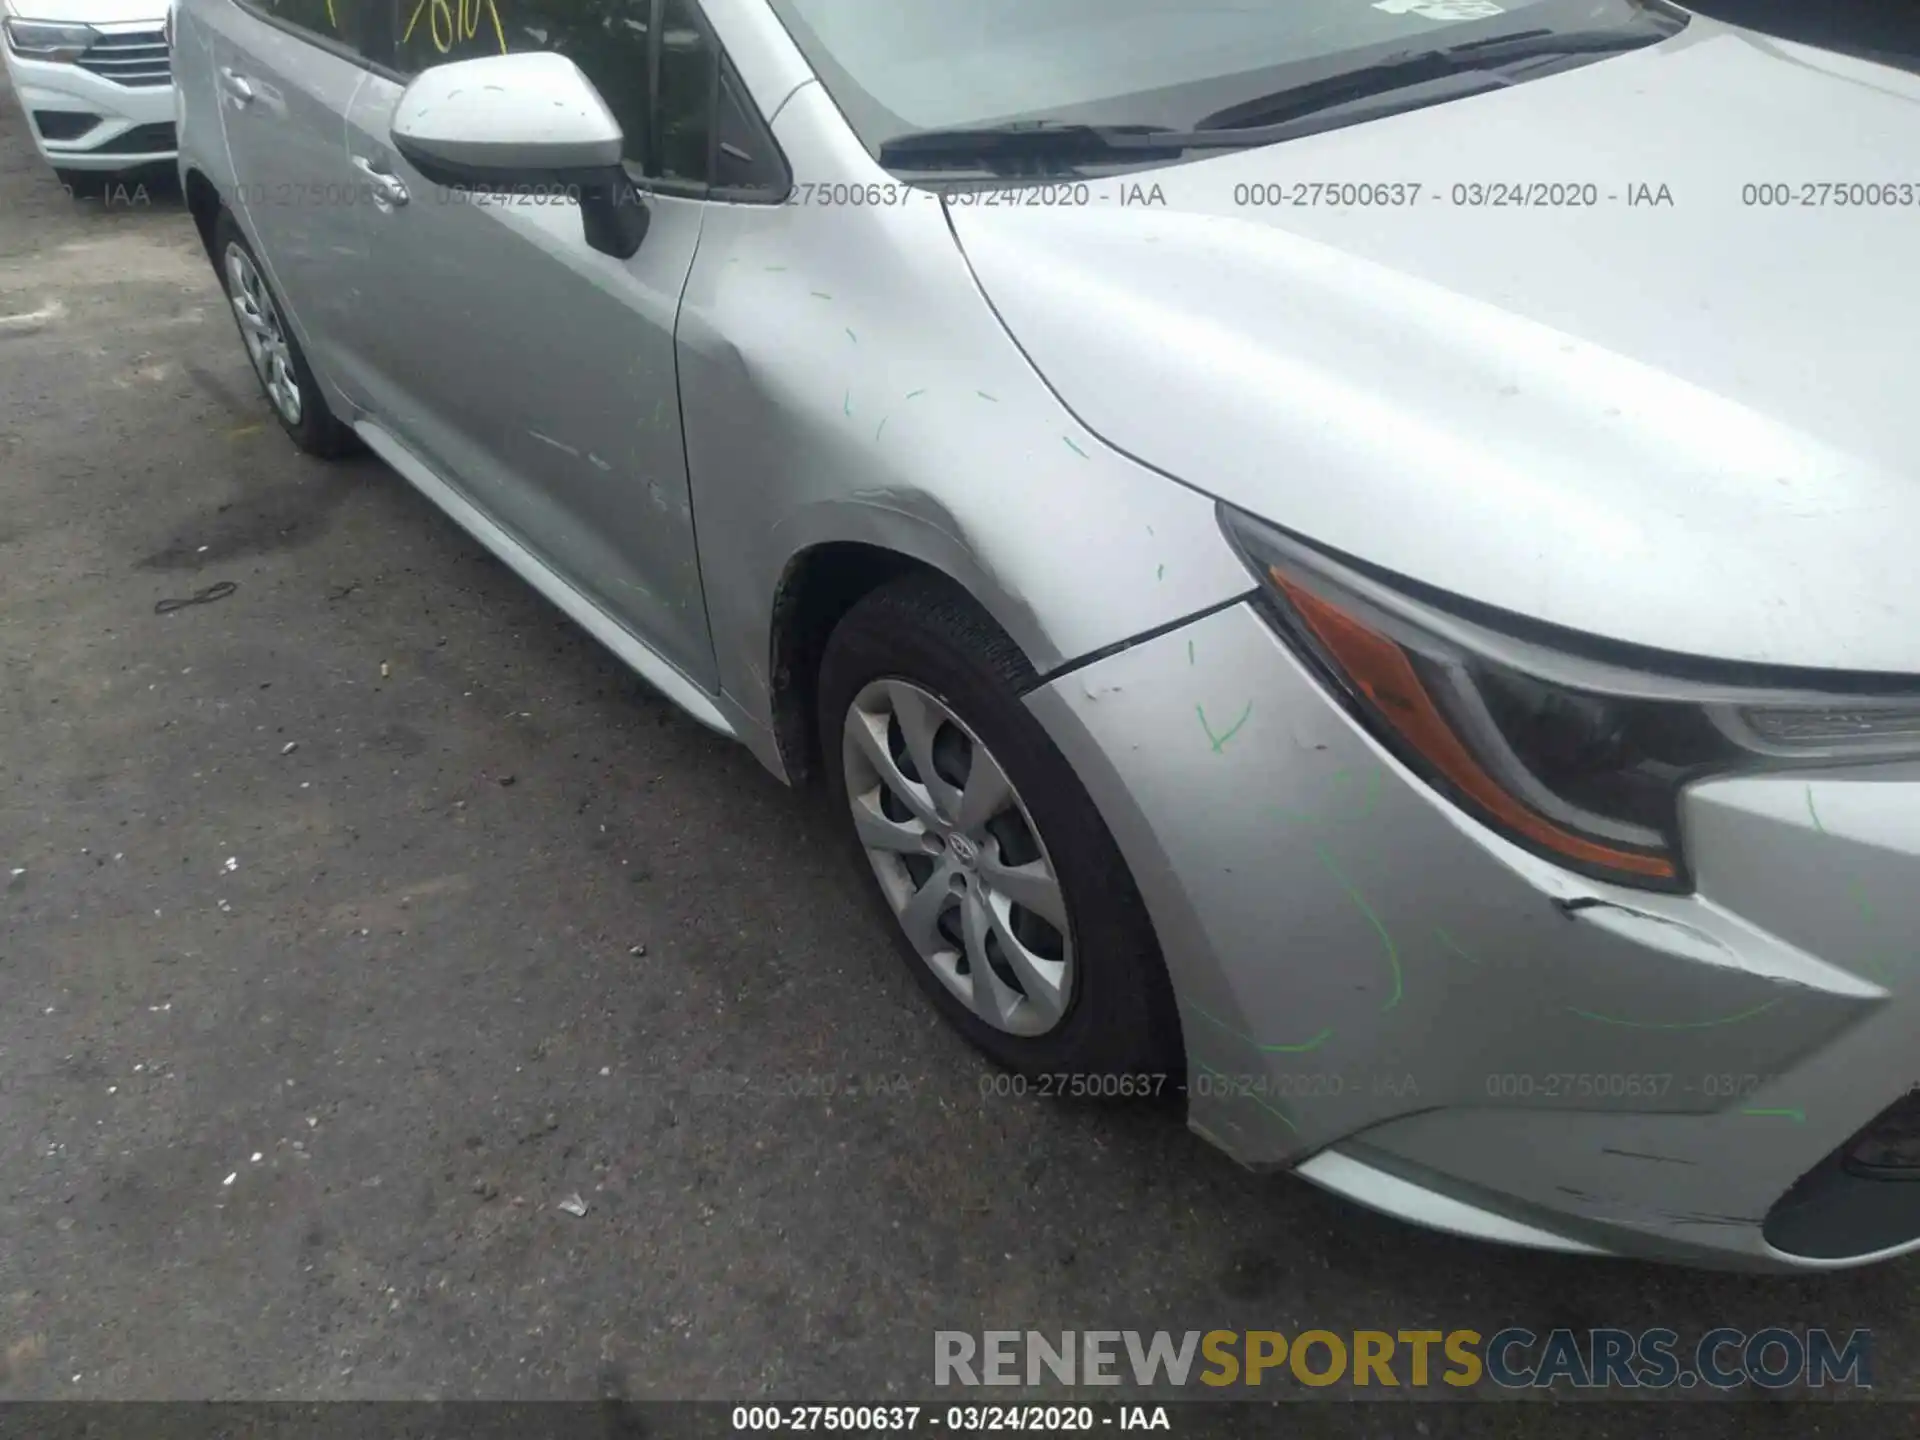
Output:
[
  {"xmin": 211, "ymin": 209, "xmax": 359, "ymax": 458},
  {"xmin": 817, "ymin": 573, "xmax": 1183, "ymax": 1084}
]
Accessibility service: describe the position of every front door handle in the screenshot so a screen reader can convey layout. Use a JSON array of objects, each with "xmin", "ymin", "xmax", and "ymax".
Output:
[
  {"xmin": 352, "ymin": 155, "xmax": 409, "ymax": 209},
  {"xmin": 218, "ymin": 67, "xmax": 253, "ymax": 105}
]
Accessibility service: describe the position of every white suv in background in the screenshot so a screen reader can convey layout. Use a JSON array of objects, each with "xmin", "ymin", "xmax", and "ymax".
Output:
[{"xmin": 1, "ymin": 0, "xmax": 174, "ymax": 188}]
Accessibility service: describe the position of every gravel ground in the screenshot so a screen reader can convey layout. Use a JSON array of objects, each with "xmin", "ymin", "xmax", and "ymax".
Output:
[{"xmin": 1, "ymin": 14, "xmax": 1916, "ymax": 1433}]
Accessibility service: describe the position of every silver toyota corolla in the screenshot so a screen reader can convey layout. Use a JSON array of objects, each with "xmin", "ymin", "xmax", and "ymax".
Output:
[{"xmin": 169, "ymin": 0, "xmax": 1920, "ymax": 1270}]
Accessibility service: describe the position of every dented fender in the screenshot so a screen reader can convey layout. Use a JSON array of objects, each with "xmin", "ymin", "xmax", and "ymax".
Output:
[{"xmin": 673, "ymin": 84, "xmax": 1251, "ymax": 778}]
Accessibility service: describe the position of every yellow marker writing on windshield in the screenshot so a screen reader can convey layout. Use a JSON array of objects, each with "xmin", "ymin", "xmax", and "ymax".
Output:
[{"xmin": 401, "ymin": 0, "xmax": 507, "ymax": 56}]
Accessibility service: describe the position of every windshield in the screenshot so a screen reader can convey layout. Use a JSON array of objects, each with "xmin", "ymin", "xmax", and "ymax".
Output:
[{"xmin": 762, "ymin": 0, "xmax": 1683, "ymax": 155}]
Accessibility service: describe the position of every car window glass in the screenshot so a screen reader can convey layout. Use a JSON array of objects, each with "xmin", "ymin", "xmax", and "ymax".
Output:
[
  {"xmin": 654, "ymin": 0, "xmax": 714, "ymax": 184},
  {"xmin": 714, "ymin": 61, "xmax": 787, "ymax": 196},
  {"xmin": 393, "ymin": 0, "xmax": 654, "ymax": 167},
  {"xmin": 257, "ymin": 0, "xmax": 375, "ymax": 53}
]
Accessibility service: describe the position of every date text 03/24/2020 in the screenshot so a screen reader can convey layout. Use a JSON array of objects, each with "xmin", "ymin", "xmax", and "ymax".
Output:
[{"xmin": 729, "ymin": 1406, "xmax": 1171, "ymax": 1432}]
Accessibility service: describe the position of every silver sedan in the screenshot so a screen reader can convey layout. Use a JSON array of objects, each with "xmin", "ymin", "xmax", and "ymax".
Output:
[{"xmin": 169, "ymin": 0, "xmax": 1920, "ymax": 1269}]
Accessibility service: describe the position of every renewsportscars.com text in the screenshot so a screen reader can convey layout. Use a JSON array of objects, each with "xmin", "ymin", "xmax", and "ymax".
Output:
[{"xmin": 934, "ymin": 1327, "xmax": 1871, "ymax": 1391}]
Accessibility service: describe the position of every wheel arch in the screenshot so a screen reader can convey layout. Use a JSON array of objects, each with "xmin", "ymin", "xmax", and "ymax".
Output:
[
  {"xmin": 183, "ymin": 167, "xmax": 223, "ymax": 264},
  {"xmin": 757, "ymin": 485, "xmax": 1066, "ymax": 787},
  {"xmin": 767, "ymin": 541, "xmax": 937, "ymax": 787}
]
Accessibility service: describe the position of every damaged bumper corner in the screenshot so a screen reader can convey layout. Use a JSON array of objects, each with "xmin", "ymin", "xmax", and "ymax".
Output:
[{"xmin": 1024, "ymin": 599, "xmax": 1920, "ymax": 1270}]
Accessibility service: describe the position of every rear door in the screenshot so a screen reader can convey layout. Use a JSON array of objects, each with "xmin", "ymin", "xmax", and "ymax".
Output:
[
  {"xmin": 202, "ymin": 0, "xmax": 384, "ymax": 394},
  {"xmin": 336, "ymin": 0, "xmax": 735, "ymax": 689}
]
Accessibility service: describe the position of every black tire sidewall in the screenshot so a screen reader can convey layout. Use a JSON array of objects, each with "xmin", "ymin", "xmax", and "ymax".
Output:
[
  {"xmin": 818, "ymin": 578, "xmax": 1181, "ymax": 1085},
  {"xmin": 211, "ymin": 210, "xmax": 352, "ymax": 456}
]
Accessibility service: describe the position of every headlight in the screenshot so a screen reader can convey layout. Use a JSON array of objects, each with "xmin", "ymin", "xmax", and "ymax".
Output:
[
  {"xmin": 3, "ymin": 17, "xmax": 99, "ymax": 61},
  {"xmin": 1221, "ymin": 504, "xmax": 1920, "ymax": 892}
]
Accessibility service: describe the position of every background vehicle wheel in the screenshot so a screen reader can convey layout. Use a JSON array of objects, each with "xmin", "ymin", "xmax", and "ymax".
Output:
[
  {"xmin": 818, "ymin": 572, "xmax": 1183, "ymax": 1087},
  {"xmin": 211, "ymin": 210, "xmax": 359, "ymax": 458}
]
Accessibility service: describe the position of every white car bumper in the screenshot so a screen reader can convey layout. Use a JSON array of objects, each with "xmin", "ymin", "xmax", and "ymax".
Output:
[{"xmin": 4, "ymin": 19, "xmax": 174, "ymax": 170}]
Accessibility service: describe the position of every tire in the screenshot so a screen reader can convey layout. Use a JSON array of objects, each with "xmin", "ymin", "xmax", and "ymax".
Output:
[
  {"xmin": 211, "ymin": 209, "xmax": 360, "ymax": 458},
  {"xmin": 818, "ymin": 571, "xmax": 1183, "ymax": 1088}
]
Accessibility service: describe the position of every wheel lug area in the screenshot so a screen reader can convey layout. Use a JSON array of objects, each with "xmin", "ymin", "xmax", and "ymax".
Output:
[{"xmin": 946, "ymin": 830, "xmax": 980, "ymax": 871}]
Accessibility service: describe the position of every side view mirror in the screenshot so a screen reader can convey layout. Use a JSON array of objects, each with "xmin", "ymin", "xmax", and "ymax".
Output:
[{"xmin": 390, "ymin": 51, "xmax": 650, "ymax": 259}]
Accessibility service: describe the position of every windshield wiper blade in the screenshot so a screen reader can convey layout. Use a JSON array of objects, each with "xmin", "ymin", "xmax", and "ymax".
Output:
[
  {"xmin": 1194, "ymin": 27, "xmax": 1668, "ymax": 131},
  {"xmin": 877, "ymin": 26, "xmax": 1672, "ymax": 173},
  {"xmin": 876, "ymin": 120, "xmax": 1259, "ymax": 172}
]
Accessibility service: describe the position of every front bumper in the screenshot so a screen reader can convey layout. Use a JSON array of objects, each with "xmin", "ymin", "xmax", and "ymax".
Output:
[
  {"xmin": 1026, "ymin": 599, "xmax": 1920, "ymax": 1271},
  {"xmin": 4, "ymin": 23, "xmax": 175, "ymax": 170}
]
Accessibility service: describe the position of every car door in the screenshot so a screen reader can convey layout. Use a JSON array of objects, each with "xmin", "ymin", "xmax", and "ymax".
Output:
[
  {"xmin": 337, "ymin": 0, "xmax": 733, "ymax": 689},
  {"xmin": 201, "ymin": 0, "xmax": 384, "ymax": 394}
]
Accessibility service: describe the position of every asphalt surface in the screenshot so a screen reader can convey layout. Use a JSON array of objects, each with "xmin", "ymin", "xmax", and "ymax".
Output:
[{"xmin": 1, "ymin": 18, "xmax": 1917, "ymax": 1433}]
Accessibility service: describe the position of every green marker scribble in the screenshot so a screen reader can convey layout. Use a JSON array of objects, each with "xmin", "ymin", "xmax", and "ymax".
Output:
[
  {"xmin": 1742, "ymin": 1107, "xmax": 1804, "ymax": 1122},
  {"xmin": 874, "ymin": 416, "xmax": 888, "ymax": 441},
  {"xmin": 1312, "ymin": 841, "xmax": 1402, "ymax": 1013},
  {"xmin": 976, "ymin": 390, "xmax": 998, "ymax": 402},
  {"xmin": 1434, "ymin": 926, "xmax": 1482, "ymax": 965},
  {"xmin": 906, "ymin": 389, "xmax": 926, "ymax": 399},
  {"xmin": 845, "ymin": 327, "xmax": 857, "ymax": 343},
  {"xmin": 843, "ymin": 388, "xmax": 852, "ymax": 417},
  {"xmin": 810, "ymin": 289, "xmax": 832, "ymax": 298},
  {"xmin": 1183, "ymin": 1001, "xmax": 1333, "ymax": 1054},
  {"xmin": 1063, "ymin": 436, "xmax": 1088, "ymax": 458},
  {"xmin": 1566, "ymin": 998, "xmax": 1784, "ymax": 1030},
  {"xmin": 1350, "ymin": 768, "xmax": 1380, "ymax": 819},
  {"xmin": 1196, "ymin": 1062, "xmax": 1299, "ymax": 1133},
  {"xmin": 1196, "ymin": 700, "xmax": 1253, "ymax": 753},
  {"xmin": 1805, "ymin": 784, "xmax": 1826, "ymax": 833},
  {"xmin": 1188, "ymin": 765, "xmax": 1395, "ymax": 1055},
  {"xmin": 1187, "ymin": 639, "xmax": 1195, "ymax": 666},
  {"xmin": 1156, "ymin": 564, "xmax": 1165, "ymax": 581}
]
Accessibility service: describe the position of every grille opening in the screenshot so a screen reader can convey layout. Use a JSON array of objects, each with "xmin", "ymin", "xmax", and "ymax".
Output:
[{"xmin": 76, "ymin": 29, "xmax": 171, "ymax": 86}]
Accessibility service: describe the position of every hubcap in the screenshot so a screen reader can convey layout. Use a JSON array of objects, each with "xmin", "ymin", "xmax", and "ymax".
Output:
[
  {"xmin": 842, "ymin": 678, "xmax": 1073, "ymax": 1037},
  {"xmin": 224, "ymin": 244, "xmax": 302, "ymax": 426}
]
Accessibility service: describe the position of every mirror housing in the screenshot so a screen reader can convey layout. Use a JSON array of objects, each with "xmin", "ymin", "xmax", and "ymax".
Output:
[{"xmin": 390, "ymin": 52, "xmax": 650, "ymax": 259}]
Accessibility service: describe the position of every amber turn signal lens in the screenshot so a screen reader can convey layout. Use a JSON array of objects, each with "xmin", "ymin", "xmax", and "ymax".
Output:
[{"xmin": 1271, "ymin": 570, "xmax": 1676, "ymax": 881}]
